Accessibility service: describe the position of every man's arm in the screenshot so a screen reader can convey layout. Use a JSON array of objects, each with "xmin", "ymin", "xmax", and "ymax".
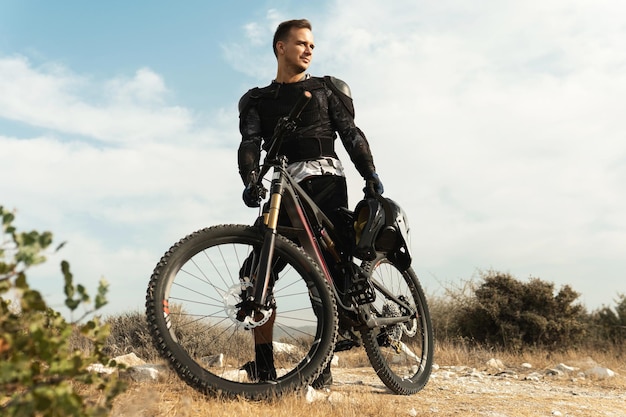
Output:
[
  {"xmin": 238, "ymin": 91, "xmax": 263, "ymax": 184},
  {"xmin": 326, "ymin": 79, "xmax": 377, "ymax": 180}
]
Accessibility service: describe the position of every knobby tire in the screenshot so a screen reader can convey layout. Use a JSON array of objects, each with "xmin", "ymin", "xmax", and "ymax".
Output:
[
  {"xmin": 360, "ymin": 254, "xmax": 433, "ymax": 395},
  {"xmin": 145, "ymin": 224, "xmax": 338, "ymax": 399}
]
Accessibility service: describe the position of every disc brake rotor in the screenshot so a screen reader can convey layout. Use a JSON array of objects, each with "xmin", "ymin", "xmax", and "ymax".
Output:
[{"xmin": 224, "ymin": 283, "xmax": 273, "ymax": 330}]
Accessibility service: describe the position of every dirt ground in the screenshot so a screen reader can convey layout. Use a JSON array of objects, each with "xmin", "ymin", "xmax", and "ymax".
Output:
[
  {"xmin": 109, "ymin": 363, "xmax": 625, "ymax": 417},
  {"xmin": 329, "ymin": 366, "xmax": 625, "ymax": 417}
]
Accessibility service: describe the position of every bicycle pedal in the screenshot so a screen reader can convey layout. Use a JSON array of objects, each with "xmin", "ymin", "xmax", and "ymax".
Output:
[
  {"xmin": 348, "ymin": 278, "xmax": 376, "ymax": 305},
  {"xmin": 334, "ymin": 339, "xmax": 359, "ymax": 352}
]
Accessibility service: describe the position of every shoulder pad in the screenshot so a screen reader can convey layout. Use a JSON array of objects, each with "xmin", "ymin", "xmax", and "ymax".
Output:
[
  {"xmin": 325, "ymin": 76, "xmax": 352, "ymax": 98},
  {"xmin": 238, "ymin": 88, "xmax": 256, "ymax": 113},
  {"xmin": 238, "ymin": 84, "xmax": 280, "ymax": 113},
  {"xmin": 253, "ymin": 83, "xmax": 280, "ymax": 98},
  {"xmin": 302, "ymin": 76, "xmax": 327, "ymax": 90},
  {"xmin": 324, "ymin": 75, "xmax": 355, "ymax": 117}
]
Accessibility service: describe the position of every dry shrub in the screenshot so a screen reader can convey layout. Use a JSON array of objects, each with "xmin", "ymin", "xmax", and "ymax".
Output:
[
  {"xmin": 335, "ymin": 347, "xmax": 371, "ymax": 368},
  {"xmin": 103, "ymin": 310, "xmax": 160, "ymax": 361}
]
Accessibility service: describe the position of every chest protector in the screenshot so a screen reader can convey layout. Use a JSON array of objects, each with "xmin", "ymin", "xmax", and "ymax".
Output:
[{"xmin": 247, "ymin": 77, "xmax": 339, "ymax": 163}]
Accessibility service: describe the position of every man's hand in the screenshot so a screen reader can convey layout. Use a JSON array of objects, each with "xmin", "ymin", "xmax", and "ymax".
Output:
[
  {"xmin": 242, "ymin": 182, "xmax": 267, "ymax": 207},
  {"xmin": 364, "ymin": 172, "xmax": 384, "ymax": 197}
]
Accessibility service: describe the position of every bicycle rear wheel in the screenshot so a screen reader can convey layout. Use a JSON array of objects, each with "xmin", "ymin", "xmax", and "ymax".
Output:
[
  {"xmin": 360, "ymin": 254, "xmax": 433, "ymax": 395},
  {"xmin": 146, "ymin": 224, "xmax": 337, "ymax": 399}
]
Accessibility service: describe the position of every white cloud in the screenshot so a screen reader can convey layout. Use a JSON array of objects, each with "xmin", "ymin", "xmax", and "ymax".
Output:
[
  {"xmin": 243, "ymin": 22, "xmax": 266, "ymax": 46},
  {"xmin": 105, "ymin": 68, "xmax": 168, "ymax": 105},
  {"xmin": 0, "ymin": 53, "xmax": 251, "ymax": 316},
  {"xmin": 0, "ymin": 56, "xmax": 194, "ymax": 143}
]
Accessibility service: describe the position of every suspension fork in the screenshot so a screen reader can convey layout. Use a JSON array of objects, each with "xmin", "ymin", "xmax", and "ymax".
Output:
[{"xmin": 252, "ymin": 170, "xmax": 284, "ymax": 306}]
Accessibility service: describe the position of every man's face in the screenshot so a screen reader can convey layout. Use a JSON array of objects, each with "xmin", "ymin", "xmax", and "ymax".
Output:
[{"xmin": 278, "ymin": 28, "xmax": 315, "ymax": 73}]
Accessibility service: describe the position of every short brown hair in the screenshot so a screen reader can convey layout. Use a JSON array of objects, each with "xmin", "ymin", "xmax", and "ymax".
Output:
[{"xmin": 272, "ymin": 19, "xmax": 312, "ymax": 57}]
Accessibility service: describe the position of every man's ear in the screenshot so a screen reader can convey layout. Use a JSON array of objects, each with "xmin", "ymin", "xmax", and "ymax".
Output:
[{"xmin": 275, "ymin": 41, "xmax": 285, "ymax": 56}]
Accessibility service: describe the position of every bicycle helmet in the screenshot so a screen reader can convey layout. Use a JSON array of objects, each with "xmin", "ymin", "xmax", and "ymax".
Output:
[{"xmin": 353, "ymin": 196, "xmax": 412, "ymax": 270}]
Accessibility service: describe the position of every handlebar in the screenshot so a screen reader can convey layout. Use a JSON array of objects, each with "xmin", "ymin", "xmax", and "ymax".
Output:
[{"xmin": 288, "ymin": 90, "xmax": 313, "ymax": 120}]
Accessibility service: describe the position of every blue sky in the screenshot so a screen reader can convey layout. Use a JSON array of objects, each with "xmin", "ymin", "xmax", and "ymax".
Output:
[{"xmin": 2, "ymin": 0, "xmax": 625, "ymax": 318}]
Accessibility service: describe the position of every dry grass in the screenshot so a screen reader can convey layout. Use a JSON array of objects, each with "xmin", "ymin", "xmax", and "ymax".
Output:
[
  {"xmin": 97, "ymin": 343, "xmax": 626, "ymax": 417},
  {"xmin": 434, "ymin": 340, "xmax": 626, "ymax": 372},
  {"xmin": 93, "ymin": 296, "xmax": 626, "ymax": 416},
  {"xmin": 109, "ymin": 379, "xmax": 393, "ymax": 417}
]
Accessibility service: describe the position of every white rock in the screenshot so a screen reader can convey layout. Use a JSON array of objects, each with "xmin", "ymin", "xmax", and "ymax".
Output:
[
  {"xmin": 486, "ymin": 358, "xmax": 504, "ymax": 370},
  {"xmin": 524, "ymin": 372, "xmax": 543, "ymax": 382},
  {"xmin": 126, "ymin": 364, "xmax": 162, "ymax": 382},
  {"xmin": 495, "ymin": 370, "xmax": 518, "ymax": 379},
  {"xmin": 408, "ymin": 407, "xmax": 418, "ymax": 416},
  {"xmin": 584, "ymin": 366, "xmax": 615, "ymax": 379},
  {"xmin": 464, "ymin": 369, "xmax": 484, "ymax": 379},
  {"xmin": 273, "ymin": 341, "xmax": 299, "ymax": 354},
  {"xmin": 545, "ymin": 368, "xmax": 563, "ymax": 376},
  {"xmin": 113, "ymin": 352, "xmax": 145, "ymax": 367},
  {"xmin": 327, "ymin": 392, "xmax": 344, "ymax": 404},
  {"xmin": 88, "ymin": 353, "xmax": 148, "ymax": 375},
  {"xmin": 305, "ymin": 385, "xmax": 328, "ymax": 403},
  {"xmin": 555, "ymin": 363, "xmax": 578, "ymax": 373},
  {"xmin": 439, "ymin": 371, "xmax": 456, "ymax": 380},
  {"xmin": 521, "ymin": 362, "xmax": 533, "ymax": 369},
  {"xmin": 201, "ymin": 353, "xmax": 224, "ymax": 367},
  {"xmin": 87, "ymin": 362, "xmax": 116, "ymax": 375},
  {"xmin": 331, "ymin": 354, "xmax": 339, "ymax": 367},
  {"xmin": 221, "ymin": 369, "xmax": 248, "ymax": 381}
]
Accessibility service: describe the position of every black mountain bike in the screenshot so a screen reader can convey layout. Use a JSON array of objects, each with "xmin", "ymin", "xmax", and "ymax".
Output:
[{"xmin": 145, "ymin": 92, "xmax": 433, "ymax": 399}]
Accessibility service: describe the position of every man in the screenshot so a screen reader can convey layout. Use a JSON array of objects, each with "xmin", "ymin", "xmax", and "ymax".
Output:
[{"xmin": 237, "ymin": 19, "xmax": 383, "ymax": 389}]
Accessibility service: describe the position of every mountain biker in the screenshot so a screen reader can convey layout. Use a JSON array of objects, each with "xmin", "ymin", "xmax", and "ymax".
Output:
[{"xmin": 237, "ymin": 18, "xmax": 384, "ymax": 389}]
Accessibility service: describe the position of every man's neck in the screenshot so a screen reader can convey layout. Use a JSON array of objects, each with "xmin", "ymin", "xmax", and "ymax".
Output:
[{"xmin": 274, "ymin": 70, "xmax": 308, "ymax": 84}]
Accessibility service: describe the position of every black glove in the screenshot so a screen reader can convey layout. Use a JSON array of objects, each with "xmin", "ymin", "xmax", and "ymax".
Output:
[
  {"xmin": 364, "ymin": 172, "xmax": 384, "ymax": 197},
  {"xmin": 242, "ymin": 172, "xmax": 267, "ymax": 207}
]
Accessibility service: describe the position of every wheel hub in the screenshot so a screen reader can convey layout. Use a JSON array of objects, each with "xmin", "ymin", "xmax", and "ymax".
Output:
[{"xmin": 224, "ymin": 283, "xmax": 273, "ymax": 330}]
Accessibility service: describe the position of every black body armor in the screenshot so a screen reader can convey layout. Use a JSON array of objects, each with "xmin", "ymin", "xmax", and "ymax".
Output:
[{"xmin": 238, "ymin": 76, "xmax": 376, "ymax": 183}]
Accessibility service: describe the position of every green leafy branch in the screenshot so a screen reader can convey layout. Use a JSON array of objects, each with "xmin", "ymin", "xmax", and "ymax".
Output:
[{"xmin": 0, "ymin": 206, "xmax": 126, "ymax": 417}]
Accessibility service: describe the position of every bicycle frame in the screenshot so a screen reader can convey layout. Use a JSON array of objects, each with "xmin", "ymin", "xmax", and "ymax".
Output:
[
  {"xmin": 250, "ymin": 156, "xmax": 416, "ymax": 330},
  {"xmin": 244, "ymin": 90, "xmax": 415, "ymax": 330}
]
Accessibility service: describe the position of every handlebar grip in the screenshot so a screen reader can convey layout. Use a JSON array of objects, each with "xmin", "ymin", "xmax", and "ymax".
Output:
[{"xmin": 287, "ymin": 90, "xmax": 312, "ymax": 121}]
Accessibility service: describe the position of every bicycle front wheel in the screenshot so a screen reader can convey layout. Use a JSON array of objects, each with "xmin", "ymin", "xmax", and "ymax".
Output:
[
  {"xmin": 360, "ymin": 255, "xmax": 433, "ymax": 395},
  {"xmin": 146, "ymin": 224, "xmax": 337, "ymax": 399}
]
